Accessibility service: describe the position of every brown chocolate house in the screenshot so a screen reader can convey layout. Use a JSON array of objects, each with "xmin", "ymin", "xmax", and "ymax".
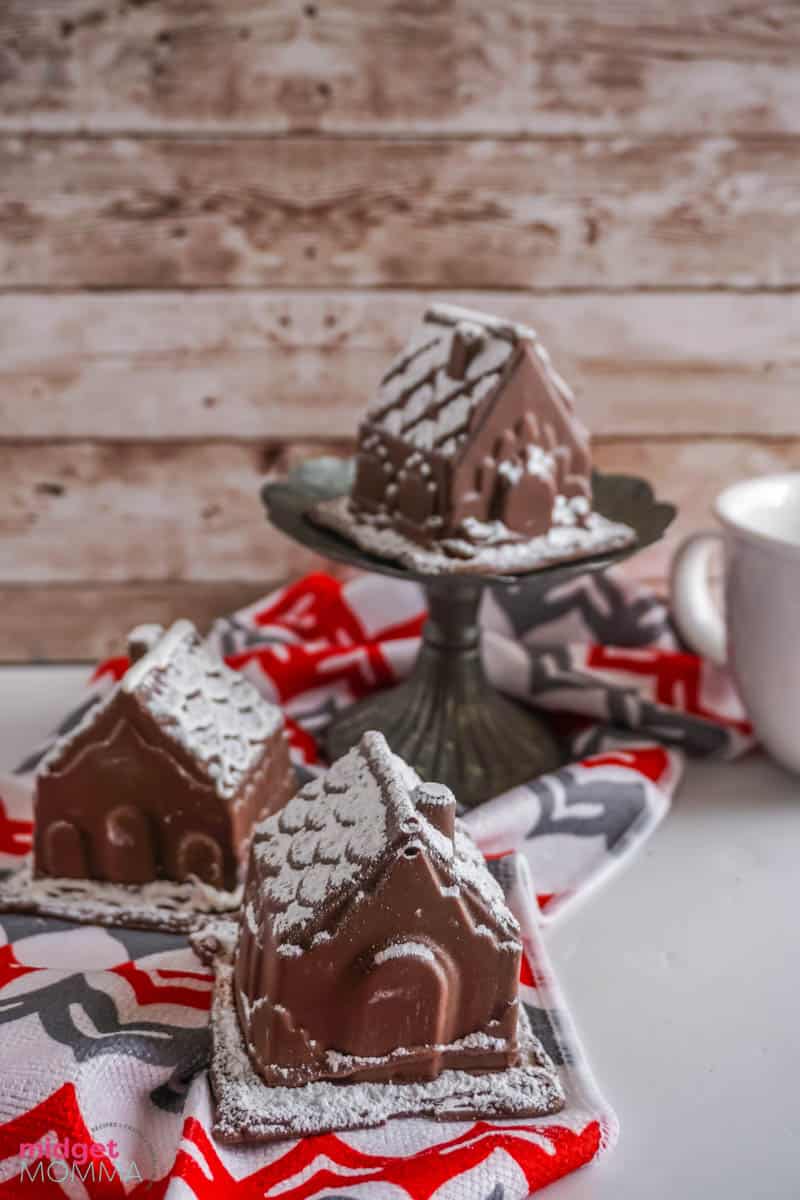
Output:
[
  {"xmin": 34, "ymin": 621, "xmax": 295, "ymax": 890},
  {"xmin": 352, "ymin": 303, "xmax": 593, "ymax": 546},
  {"xmin": 235, "ymin": 730, "xmax": 524, "ymax": 1087}
]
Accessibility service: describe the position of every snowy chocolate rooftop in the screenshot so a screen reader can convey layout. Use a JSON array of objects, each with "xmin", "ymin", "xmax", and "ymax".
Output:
[
  {"xmin": 367, "ymin": 302, "xmax": 573, "ymax": 458},
  {"xmin": 313, "ymin": 303, "xmax": 636, "ymax": 574},
  {"xmin": 235, "ymin": 731, "xmax": 528, "ymax": 1089},
  {"xmin": 244, "ymin": 729, "xmax": 519, "ymax": 950},
  {"xmin": 122, "ymin": 621, "xmax": 283, "ymax": 800},
  {"xmin": 34, "ymin": 620, "xmax": 295, "ymax": 889},
  {"xmin": 43, "ymin": 620, "xmax": 282, "ymax": 800}
]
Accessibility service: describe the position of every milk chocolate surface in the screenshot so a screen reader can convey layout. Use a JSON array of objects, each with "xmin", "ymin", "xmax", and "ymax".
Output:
[
  {"xmin": 235, "ymin": 731, "xmax": 525, "ymax": 1087},
  {"xmin": 34, "ymin": 620, "xmax": 295, "ymax": 890},
  {"xmin": 351, "ymin": 302, "xmax": 593, "ymax": 549}
]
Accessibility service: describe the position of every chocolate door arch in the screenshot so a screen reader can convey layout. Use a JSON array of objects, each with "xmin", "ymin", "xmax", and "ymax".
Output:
[
  {"xmin": 351, "ymin": 941, "xmax": 455, "ymax": 1059},
  {"xmin": 176, "ymin": 831, "xmax": 225, "ymax": 888},
  {"xmin": 40, "ymin": 819, "xmax": 88, "ymax": 879},
  {"xmin": 102, "ymin": 804, "xmax": 156, "ymax": 884}
]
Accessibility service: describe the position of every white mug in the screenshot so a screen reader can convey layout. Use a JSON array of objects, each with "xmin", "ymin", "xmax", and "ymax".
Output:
[{"xmin": 670, "ymin": 472, "xmax": 800, "ymax": 774}]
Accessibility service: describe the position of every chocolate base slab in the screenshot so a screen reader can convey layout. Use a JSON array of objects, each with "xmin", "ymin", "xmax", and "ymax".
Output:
[
  {"xmin": 312, "ymin": 494, "xmax": 635, "ymax": 577},
  {"xmin": 0, "ymin": 858, "xmax": 242, "ymax": 934},
  {"xmin": 195, "ymin": 919, "xmax": 565, "ymax": 1145}
]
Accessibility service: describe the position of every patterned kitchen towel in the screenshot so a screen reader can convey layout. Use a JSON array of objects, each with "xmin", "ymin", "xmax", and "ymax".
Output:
[
  {"xmin": 0, "ymin": 568, "xmax": 752, "ymax": 1197},
  {"xmin": 0, "ymin": 855, "xmax": 611, "ymax": 1199},
  {"xmin": 7, "ymin": 569, "xmax": 752, "ymax": 923}
]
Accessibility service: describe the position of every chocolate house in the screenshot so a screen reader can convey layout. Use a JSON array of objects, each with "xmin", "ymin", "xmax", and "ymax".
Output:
[
  {"xmin": 235, "ymin": 730, "xmax": 524, "ymax": 1087},
  {"xmin": 351, "ymin": 302, "xmax": 593, "ymax": 547},
  {"xmin": 34, "ymin": 621, "xmax": 295, "ymax": 889}
]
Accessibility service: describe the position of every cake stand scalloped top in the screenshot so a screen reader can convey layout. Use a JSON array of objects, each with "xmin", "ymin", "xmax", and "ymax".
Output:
[{"xmin": 261, "ymin": 456, "xmax": 676, "ymax": 598}]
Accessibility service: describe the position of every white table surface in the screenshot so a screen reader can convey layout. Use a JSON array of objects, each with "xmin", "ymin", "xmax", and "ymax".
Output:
[{"xmin": 1, "ymin": 665, "xmax": 798, "ymax": 1199}]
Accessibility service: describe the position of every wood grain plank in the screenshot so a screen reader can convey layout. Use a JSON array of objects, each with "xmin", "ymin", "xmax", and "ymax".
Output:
[
  {"xmin": 2, "ymin": 436, "xmax": 798, "ymax": 596},
  {"xmin": 0, "ymin": 581, "xmax": 281, "ymax": 662},
  {"xmin": 0, "ymin": 439, "xmax": 351, "ymax": 585},
  {"xmin": 2, "ymin": 290, "xmax": 799, "ymax": 440},
  {"xmin": 2, "ymin": 134, "xmax": 798, "ymax": 289},
  {"xmin": 2, "ymin": 1, "xmax": 799, "ymax": 135},
  {"xmin": 2, "ymin": 570, "xmax": 669, "ymax": 663}
]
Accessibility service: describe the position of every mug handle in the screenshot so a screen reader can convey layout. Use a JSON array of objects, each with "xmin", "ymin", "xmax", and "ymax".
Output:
[{"xmin": 669, "ymin": 532, "xmax": 727, "ymax": 666}]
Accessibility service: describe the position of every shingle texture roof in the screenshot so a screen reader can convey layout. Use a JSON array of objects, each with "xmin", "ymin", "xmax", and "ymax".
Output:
[
  {"xmin": 365, "ymin": 303, "xmax": 573, "ymax": 457},
  {"xmin": 43, "ymin": 620, "xmax": 282, "ymax": 802},
  {"xmin": 248, "ymin": 730, "xmax": 521, "ymax": 948}
]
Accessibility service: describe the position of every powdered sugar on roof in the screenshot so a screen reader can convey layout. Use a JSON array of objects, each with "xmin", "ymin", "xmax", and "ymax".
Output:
[
  {"xmin": 124, "ymin": 620, "xmax": 283, "ymax": 801},
  {"xmin": 250, "ymin": 735, "xmax": 393, "ymax": 944},
  {"xmin": 365, "ymin": 303, "xmax": 572, "ymax": 459},
  {"xmin": 248, "ymin": 730, "xmax": 520, "ymax": 948},
  {"xmin": 368, "ymin": 321, "xmax": 514, "ymax": 457}
]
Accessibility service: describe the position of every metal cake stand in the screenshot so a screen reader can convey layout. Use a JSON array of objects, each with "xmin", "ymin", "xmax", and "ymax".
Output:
[{"xmin": 262, "ymin": 459, "xmax": 675, "ymax": 809}]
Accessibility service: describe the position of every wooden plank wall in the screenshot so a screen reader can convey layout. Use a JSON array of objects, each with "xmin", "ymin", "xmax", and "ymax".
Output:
[{"xmin": 1, "ymin": 1, "xmax": 798, "ymax": 660}]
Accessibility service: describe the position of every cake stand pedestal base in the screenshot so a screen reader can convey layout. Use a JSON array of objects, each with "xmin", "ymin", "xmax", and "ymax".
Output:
[
  {"xmin": 325, "ymin": 580, "xmax": 563, "ymax": 810},
  {"xmin": 262, "ymin": 457, "xmax": 676, "ymax": 810}
]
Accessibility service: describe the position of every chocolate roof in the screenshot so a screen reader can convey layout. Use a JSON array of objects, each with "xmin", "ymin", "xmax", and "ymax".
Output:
[
  {"xmin": 365, "ymin": 303, "xmax": 575, "ymax": 458},
  {"xmin": 42, "ymin": 620, "xmax": 283, "ymax": 802},
  {"xmin": 246, "ymin": 730, "xmax": 521, "ymax": 950}
]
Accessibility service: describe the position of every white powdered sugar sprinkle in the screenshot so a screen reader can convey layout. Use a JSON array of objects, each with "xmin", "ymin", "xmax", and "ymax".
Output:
[
  {"xmin": 367, "ymin": 303, "xmax": 576, "ymax": 462},
  {"xmin": 203, "ymin": 924, "xmax": 565, "ymax": 1143},
  {"xmin": 38, "ymin": 688, "xmax": 117, "ymax": 776},
  {"xmin": 124, "ymin": 620, "xmax": 282, "ymax": 800},
  {"xmin": 373, "ymin": 941, "xmax": 436, "ymax": 965},
  {"xmin": 313, "ymin": 494, "xmax": 635, "ymax": 577},
  {"xmin": 322, "ymin": 1027, "xmax": 509, "ymax": 1070},
  {"xmin": 248, "ymin": 731, "xmax": 520, "ymax": 951},
  {"xmin": 250, "ymin": 742, "xmax": 391, "ymax": 943},
  {"xmin": 0, "ymin": 859, "xmax": 242, "ymax": 934},
  {"xmin": 371, "ymin": 334, "xmax": 512, "ymax": 458},
  {"xmin": 497, "ymin": 445, "xmax": 557, "ymax": 486},
  {"xmin": 40, "ymin": 621, "xmax": 284, "ymax": 803}
]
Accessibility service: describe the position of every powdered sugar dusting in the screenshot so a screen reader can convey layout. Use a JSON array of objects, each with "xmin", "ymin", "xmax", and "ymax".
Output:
[
  {"xmin": 426, "ymin": 302, "xmax": 538, "ymax": 346},
  {"xmin": 125, "ymin": 621, "xmax": 282, "ymax": 800},
  {"xmin": 322, "ymin": 1026, "xmax": 510, "ymax": 1070},
  {"xmin": 247, "ymin": 731, "xmax": 519, "ymax": 951},
  {"xmin": 367, "ymin": 303, "xmax": 576, "ymax": 462},
  {"xmin": 204, "ymin": 923, "xmax": 564, "ymax": 1143},
  {"xmin": 498, "ymin": 445, "xmax": 556, "ymax": 486},
  {"xmin": 38, "ymin": 689, "xmax": 116, "ymax": 776},
  {"xmin": 39, "ymin": 620, "xmax": 284, "ymax": 803},
  {"xmin": 313, "ymin": 494, "xmax": 635, "ymax": 577},
  {"xmin": 0, "ymin": 859, "xmax": 241, "ymax": 934},
  {"xmin": 369, "ymin": 325, "xmax": 513, "ymax": 458},
  {"xmin": 374, "ymin": 941, "xmax": 436, "ymax": 966},
  {"xmin": 451, "ymin": 826, "xmax": 519, "ymax": 945},
  {"xmin": 249, "ymin": 739, "xmax": 392, "ymax": 944}
]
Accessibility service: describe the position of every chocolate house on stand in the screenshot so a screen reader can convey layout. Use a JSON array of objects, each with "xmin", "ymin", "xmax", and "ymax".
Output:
[
  {"xmin": 34, "ymin": 620, "xmax": 295, "ymax": 889},
  {"xmin": 352, "ymin": 302, "xmax": 594, "ymax": 546},
  {"xmin": 235, "ymin": 731, "xmax": 532, "ymax": 1087}
]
